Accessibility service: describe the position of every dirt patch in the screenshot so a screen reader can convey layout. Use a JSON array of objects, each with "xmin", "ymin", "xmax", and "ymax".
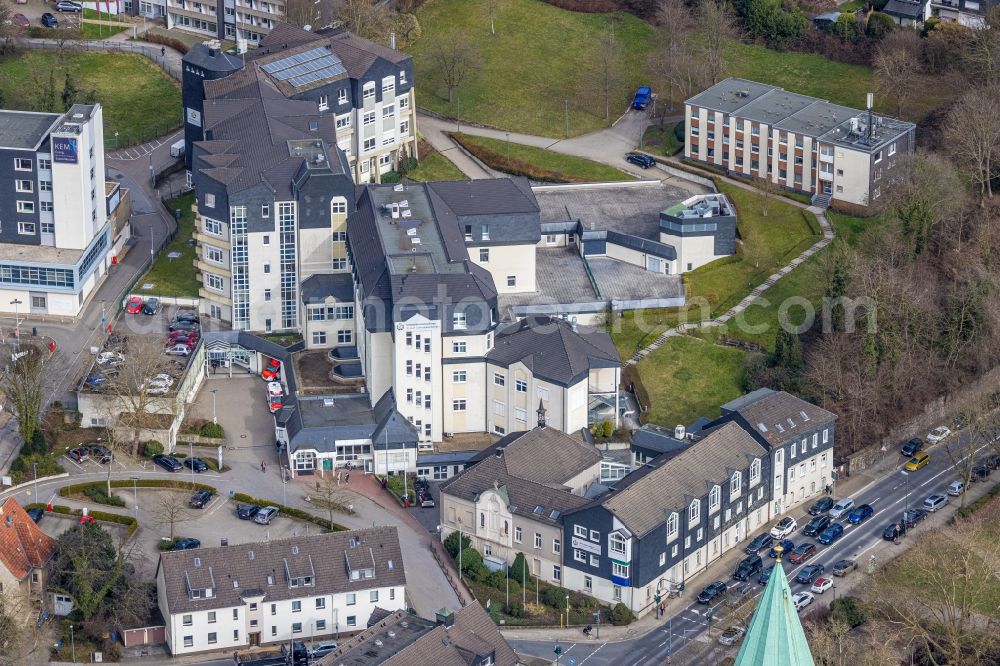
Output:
[
  {"xmin": 438, "ymin": 432, "xmax": 497, "ymax": 453},
  {"xmin": 293, "ymin": 350, "xmax": 365, "ymax": 395}
]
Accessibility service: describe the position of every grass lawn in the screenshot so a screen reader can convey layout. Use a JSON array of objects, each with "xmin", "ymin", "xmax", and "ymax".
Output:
[
  {"xmin": 408, "ymin": 149, "xmax": 468, "ymax": 182},
  {"xmin": 138, "ymin": 193, "xmax": 199, "ymax": 298},
  {"xmin": 636, "ymin": 335, "xmax": 746, "ymax": 425},
  {"xmin": 411, "ymin": 0, "xmax": 655, "ymax": 137},
  {"xmin": 0, "ymin": 52, "xmax": 179, "ymax": 148},
  {"xmin": 641, "ymin": 121, "xmax": 684, "ymax": 157},
  {"xmin": 81, "ymin": 22, "xmax": 127, "ymax": 39},
  {"xmin": 452, "ymin": 132, "xmax": 634, "ymax": 182}
]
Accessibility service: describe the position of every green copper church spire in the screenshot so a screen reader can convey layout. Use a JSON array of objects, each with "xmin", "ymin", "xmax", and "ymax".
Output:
[{"xmin": 733, "ymin": 545, "xmax": 815, "ymax": 666}]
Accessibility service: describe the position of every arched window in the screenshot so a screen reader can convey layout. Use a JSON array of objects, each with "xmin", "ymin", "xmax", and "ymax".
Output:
[
  {"xmin": 731, "ymin": 471, "xmax": 742, "ymax": 498},
  {"xmin": 709, "ymin": 485, "xmax": 720, "ymax": 512},
  {"xmin": 666, "ymin": 512, "xmax": 678, "ymax": 540},
  {"xmin": 689, "ymin": 499, "xmax": 700, "ymax": 525},
  {"xmin": 750, "ymin": 459, "xmax": 761, "ymax": 484},
  {"xmin": 480, "ymin": 513, "xmax": 485, "ymax": 528},
  {"xmin": 503, "ymin": 520, "xmax": 509, "ymax": 536}
]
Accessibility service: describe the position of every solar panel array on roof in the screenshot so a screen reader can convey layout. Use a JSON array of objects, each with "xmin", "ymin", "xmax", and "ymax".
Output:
[{"xmin": 260, "ymin": 46, "xmax": 347, "ymax": 88}]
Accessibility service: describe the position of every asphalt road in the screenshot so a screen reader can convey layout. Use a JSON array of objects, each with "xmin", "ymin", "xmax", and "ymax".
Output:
[{"xmin": 510, "ymin": 430, "xmax": 994, "ymax": 666}]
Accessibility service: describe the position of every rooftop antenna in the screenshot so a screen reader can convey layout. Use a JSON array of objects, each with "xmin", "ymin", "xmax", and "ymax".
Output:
[{"xmin": 866, "ymin": 92, "xmax": 874, "ymax": 143}]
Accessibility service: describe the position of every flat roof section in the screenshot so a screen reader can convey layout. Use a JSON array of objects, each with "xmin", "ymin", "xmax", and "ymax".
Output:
[
  {"xmin": 588, "ymin": 257, "xmax": 684, "ymax": 302},
  {"xmin": 730, "ymin": 90, "xmax": 820, "ymax": 128},
  {"xmin": 0, "ymin": 110, "xmax": 61, "ymax": 151},
  {"xmin": 367, "ymin": 184, "xmax": 465, "ymax": 276},
  {"xmin": 685, "ymin": 78, "xmax": 778, "ymax": 114},
  {"xmin": 498, "ymin": 247, "xmax": 598, "ymax": 314},
  {"xmin": 776, "ymin": 101, "xmax": 864, "ymax": 139}
]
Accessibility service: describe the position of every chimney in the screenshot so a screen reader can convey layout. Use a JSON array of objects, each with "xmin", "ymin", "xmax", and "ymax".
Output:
[
  {"xmin": 390, "ymin": 32, "xmax": 396, "ymax": 50},
  {"xmin": 674, "ymin": 425, "xmax": 685, "ymax": 440},
  {"xmin": 435, "ymin": 610, "xmax": 456, "ymax": 627},
  {"xmin": 495, "ymin": 447, "xmax": 503, "ymax": 458}
]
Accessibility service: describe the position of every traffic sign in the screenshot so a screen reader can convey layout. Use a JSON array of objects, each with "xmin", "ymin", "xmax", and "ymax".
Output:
[{"xmin": 554, "ymin": 645, "xmax": 563, "ymax": 656}]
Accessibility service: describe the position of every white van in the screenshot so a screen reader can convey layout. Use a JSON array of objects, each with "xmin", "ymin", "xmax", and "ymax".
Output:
[
  {"xmin": 946, "ymin": 480, "xmax": 965, "ymax": 497},
  {"xmin": 169, "ymin": 139, "xmax": 185, "ymax": 158}
]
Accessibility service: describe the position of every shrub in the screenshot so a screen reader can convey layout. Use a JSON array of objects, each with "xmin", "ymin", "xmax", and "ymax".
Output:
[
  {"xmin": 829, "ymin": 596, "xmax": 867, "ymax": 628},
  {"xmin": 610, "ymin": 602, "xmax": 633, "ymax": 626},
  {"xmin": 82, "ymin": 486, "xmax": 126, "ymax": 507},
  {"xmin": 601, "ymin": 419, "xmax": 614, "ymax": 438},
  {"xmin": 484, "ymin": 570, "xmax": 506, "ymax": 590},
  {"xmin": 506, "ymin": 601, "xmax": 525, "ymax": 618},
  {"xmin": 9, "ymin": 452, "xmax": 64, "ymax": 485},
  {"xmin": 29, "ymin": 429, "xmax": 47, "ymax": 455},
  {"xmin": 143, "ymin": 441, "xmax": 164, "ymax": 458},
  {"xmin": 142, "ymin": 32, "xmax": 190, "ymax": 55},
  {"xmin": 231, "ymin": 492, "xmax": 347, "ymax": 531},
  {"xmin": 444, "ymin": 530, "xmax": 472, "ymax": 558},
  {"xmin": 508, "ymin": 580, "xmax": 521, "ymax": 597},
  {"xmin": 542, "ymin": 586, "xmax": 569, "ymax": 609},
  {"xmin": 459, "ymin": 548, "xmax": 487, "ymax": 580},
  {"xmin": 199, "ymin": 423, "xmax": 225, "ymax": 438},
  {"xmin": 673, "ymin": 120, "xmax": 685, "ymax": 143},
  {"xmin": 509, "ymin": 553, "xmax": 531, "ymax": 586},
  {"xmin": 380, "ymin": 171, "xmax": 402, "ymax": 184}
]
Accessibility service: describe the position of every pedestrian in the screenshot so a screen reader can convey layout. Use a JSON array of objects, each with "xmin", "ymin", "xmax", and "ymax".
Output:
[
  {"xmin": 261, "ymin": 460, "xmax": 266, "ymax": 472},
  {"xmin": 337, "ymin": 471, "xmax": 342, "ymax": 485},
  {"xmin": 161, "ymin": 46, "xmax": 166, "ymax": 57},
  {"xmin": 345, "ymin": 473, "xmax": 350, "ymax": 483}
]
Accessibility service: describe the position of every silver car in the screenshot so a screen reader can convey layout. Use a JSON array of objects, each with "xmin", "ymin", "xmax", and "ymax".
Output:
[{"xmin": 253, "ymin": 506, "xmax": 279, "ymax": 524}]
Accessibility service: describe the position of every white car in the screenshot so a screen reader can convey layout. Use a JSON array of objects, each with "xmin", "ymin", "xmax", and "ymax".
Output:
[
  {"xmin": 267, "ymin": 381, "xmax": 284, "ymax": 397},
  {"xmin": 770, "ymin": 516, "xmax": 797, "ymax": 539},
  {"xmin": 97, "ymin": 351, "xmax": 124, "ymax": 366},
  {"xmin": 927, "ymin": 426, "xmax": 952, "ymax": 442},
  {"xmin": 792, "ymin": 591, "xmax": 814, "ymax": 612},
  {"xmin": 164, "ymin": 344, "xmax": 191, "ymax": 357},
  {"xmin": 810, "ymin": 577, "xmax": 833, "ymax": 594},
  {"xmin": 828, "ymin": 497, "xmax": 855, "ymax": 519},
  {"xmin": 148, "ymin": 385, "xmax": 169, "ymax": 396}
]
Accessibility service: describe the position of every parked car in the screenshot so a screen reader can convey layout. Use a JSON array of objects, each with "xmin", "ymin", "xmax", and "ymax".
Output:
[
  {"xmin": 41, "ymin": 12, "xmax": 57, "ymax": 27},
  {"xmin": 420, "ymin": 496, "xmax": 435, "ymax": 508},
  {"xmin": 697, "ymin": 580, "xmax": 728, "ymax": 604},
  {"xmin": 832, "ymin": 559, "xmax": 857, "ymax": 577},
  {"xmin": 847, "ymin": 504, "xmax": 875, "ymax": 525},
  {"xmin": 309, "ymin": 642, "xmax": 338, "ymax": 659},
  {"xmin": 818, "ymin": 523, "xmax": 845, "ymax": 545},
  {"xmin": 88, "ymin": 444, "xmax": 112, "ymax": 464},
  {"xmin": 12, "ymin": 13, "xmax": 29, "ymax": 27},
  {"xmin": 947, "ymin": 480, "xmax": 965, "ymax": 497},
  {"xmin": 792, "ymin": 591, "xmax": 814, "ymax": 612},
  {"xmin": 268, "ymin": 394, "xmax": 284, "ymax": 414},
  {"xmin": 828, "ymin": 497, "xmax": 856, "ymax": 519},
  {"xmin": 882, "ymin": 523, "xmax": 906, "ymax": 541},
  {"xmin": 145, "ymin": 373, "xmax": 174, "ymax": 389},
  {"xmin": 172, "ymin": 311, "xmax": 200, "ymax": 324},
  {"xmin": 170, "ymin": 538, "xmax": 201, "ymax": 551},
  {"xmin": 718, "ymin": 625, "xmax": 746, "ymax": 647},
  {"xmin": 900, "ymin": 438, "xmax": 923, "ymax": 457},
  {"xmin": 923, "ymin": 494, "xmax": 949, "ymax": 512},
  {"xmin": 141, "ymin": 297, "xmax": 160, "ymax": 315},
  {"xmin": 632, "ymin": 86, "xmax": 652, "ymax": 110},
  {"xmin": 768, "ymin": 539, "xmax": 795, "ymax": 558},
  {"xmin": 927, "ymin": 426, "xmax": 951, "ymax": 442},
  {"xmin": 984, "ymin": 454, "xmax": 1000, "ymax": 471},
  {"xmin": 261, "ymin": 358, "xmax": 281, "ymax": 381},
  {"xmin": 733, "ymin": 554, "xmax": 763, "ymax": 581},
  {"xmin": 66, "ymin": 447, "xmax": 89, "ymax": 463},
  {"xmin": 168, "ymin": 320, "xmax": 200, "ymax": 332},
  {"xmin": 148, "ymin": 385, "xmax": 170, "ymax": 396},
  {"xmin": 788, "ymin": 543, "xmax": 817, "ymax": 564},
  {"xmin": 55, "ymin": 1, "xmax": 83, "ymax": 11},
  {"xmin": 803, "ymin": 515, "xmax": 831, "ymax": 537},
  {"xmin": 85, "ymin": 372, "xmax": 108, "ymax": 387},
  {"xmin": 726, "ymin": 582, "xmax": 753, "ymax": 606},
  {"xmin": 126, "ymin": 296, "xmax": 144, "ymax": 314},
  {"xmin": 184, "ymin": 457, "xmax": 208, "ymax": 472},
  {"xmin": 808, "ymin": 496, "xmax": 835, "ymax": 516},
  {"xmin": 152, "ymin": 454, "xmax": 182, "ymax": 472},
  {"xmin": 810, "ymin": 577, "xmax": 833, "ymax": 594},
  {"xmin": 26, "ymin": 508, "xmax": 43, "ymax": 523},
  {"xmin": 189, "ymin": 490, "xmax": 213, "ymax": 509},
  {"xmin": 237, "ymin": 504, "xmax": 260, "ymax": 520},
  {"xmin": 903, "ymin": 451, "xmax": 930, "ymax": 471},
  {"xmin": 165, "ymin": 344, "xmax": 192, "ymax": 356},
  {"xmin": 770, "ymin": 516, "xmax": 797, "ymax": 539},
  {"xmin": 795, "ymin": 564, "xmax": 826, "ymax": 585},
  {"xmin": 902, "ymin": 508, "xmax": 927, "ymax": 528},
  {"xmin": 254, "ymin": 505, "xmax": 279, "ymax": 524},
  {"xmin": 267, "ymin": 381, "xmax": 284, "ymax": 397},
  {"xmin": 625, "ymin": 152, "xmax": 656, "ymax": 169},
  {"xmin": 97, "ymin": 351, "xmax": 124, "ymax": 367},
  {"xmin": 758, "ymin": 566, "xmax": 774, "ymax": 585},
  {"xmin": 971, "ymin": 464, "xmax": 991, "ymax": 482},
  {"xmin": 744, "ymin": 533, "xmax": 774, "ymax": 555}
]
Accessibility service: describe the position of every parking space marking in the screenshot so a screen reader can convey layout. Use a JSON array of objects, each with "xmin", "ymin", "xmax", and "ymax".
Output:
[{"xmin": 203, "ymin": 496, "xmax": 230, "ymax": 519}]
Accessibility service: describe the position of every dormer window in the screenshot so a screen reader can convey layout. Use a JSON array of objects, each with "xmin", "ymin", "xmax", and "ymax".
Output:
[
  {"xmin": 709, "ymin": 485, "xmax": 720, "ymax": 513},
  {"xmin": 688, "ymin": 499, "xmax": 700, "ymax": 526},
  {"xmin": 730, "ymin": 471, "xmax": 742, "ymax": 499}
]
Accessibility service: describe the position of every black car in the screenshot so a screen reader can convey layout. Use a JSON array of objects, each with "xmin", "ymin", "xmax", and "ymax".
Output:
[
  {"xmin": 802, "ymin": 515, "xmax": 831, "ymax": 537},
  {"xmin": 971, "ymin": 465, "xmax": 991, "ymax": 482},
  {"xmin": 900, "ymin": 438, "xmax": 923, "ymax": 457},
  {"xmin": 170, "ymin": 538, "xmax": 201, "ymax": 551},
  {"xmin": 744, "ymin": 533, "xmax": 774, "ymax": 555},
  {"xmin": 189, "ymin": 490, "xmax": 213, "ymax": 509},
  {"xmin": 88, "ymin": 444, "xmax": 113, "ymax": 464},
  {"xmin": 41, "ymin": 12, "xmax": 58, "ymax": 27},
  {"xmin": 184, "ymin": 457, "xmax": 208, "ymax": 472},
  {"xmin": 237, "ymin": 504, "xmax": 261, "ymax": 520},
  {"xmin": 882, "ymin": 523, "xmax": 906, "ymax": 541},
  {"xmin": 141, "ymin": 297, "xmax": 160, "ymax": 315},
  {"xmin": 168, "ymin": 320, "xmax": 200, "ymax": 333},
  {"xmin": 697, "ymin": 580, "xmax": 728, "ymax": 604},
  {"xmin": 758, "ymin": 566, "xmax": 774, "ymax": 585},
  {"xmin": 152, "ymin": 454, "xmax": 182, "ymax": 472},
  {"xmin": 26, "ymin": 508, "xmax": 44, "ymax": 523},
  {"xmin": 795, "ymin": 564, "xmax": 826, "ymax": 585},
  {"xmin": 733, "ymin": 554, "xmax": 763, "ymax": 581},
  {"xmin": 808, "ymin": 496, "xmax": 835, "ymax": 516},
  {"xmin": 625, "ymin": 152, "xmax": 657, "ymax": 169},
  {"xmin": 902, "ymin": 508, "xmax": 927, "ymax": 528},
  {"xmin": 984, "ymin": 454, "xmax": 1000, "ymax": 471},
  {"xmin": 172, "ymin": 311, "xmax": 200, "ymax": 324}
]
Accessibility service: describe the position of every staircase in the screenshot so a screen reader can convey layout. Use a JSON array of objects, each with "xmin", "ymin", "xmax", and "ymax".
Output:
[{"xmin": 811, "ymin": 192, "xmax": 832, "ymax": 209}]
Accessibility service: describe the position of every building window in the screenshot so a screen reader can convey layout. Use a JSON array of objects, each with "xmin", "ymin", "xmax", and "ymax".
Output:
[
  {"xmin": 453, "ymin": 370, "xmax": 466, "ymax": 383},
  {"xmin": 292, "ymin": 623, "xmax": 302, "ymax": 634},
  {"xmin": 479, "ymin": 248, "xmax": 489, "ymax": 262},
  {"xmin": 399, "ymin": 119, "xmax": 410, "ymax": 136},
  {"xmin": 452, "ymin": 312, "xmax": 467, "ymax": 329},
  {"xmin": 363, "ymin": 82, "xmax": 375, "ymax": 101},
  {"xmin": 312, "ymin": 331, "xmax": 326, "ymax": 345},
  {"xmin": 17, "ymin": 222, "xmax": 35, "ymax": 235},
  {"xmin": 207, "ymin": 611, "xmax": 216, "ymax": 624},
  {"xmin": 183, "ymin": 636, "xmax": 193, "ymax": 648},
  {"xmin": 15, "ymin": 180, "xmax": 32, "ymax": 193},
  {"xmin": 553, "ymin": 565, "xmax": 561, "ymax": 581},
  {"xmin": 514, "ymin": 527, "xmax": 522, "ymax": 543},
  {"xmin": 346, "ymin": 593, "xmax": 356, "ymax": 605},
  {"xmin": 515, "ymin": 379, "xmax": 527, "ymax": 393},
  {"xmin": 731, "ymin": 471, "xmax": 742, "ymax": 498},
  {"xmin": 382, "ymin": 104, "xmax": 395, "ymax": 118},
  {"xmin": 612, "ymin": 562, "xmax": 629, "ymax": 579},
  {"xmin": 370, "ymin": 590, "xmax": 379, "ymax": 602},
  {"xmin": 453, "ymin": 399, "xmax": 467, "ymax": 412},
  {"xmin": 338, "ymin": 88, "xmax": 348, "ymax": 105},
  {"xmin": 452, "ymin": 341, "xmax": 467, "ymax": 353},
  {"xmin": 506, "ymin": 275, "xmax": 516, "ymax": 288},
  {"xmin": 609, "ymin": 533, "xmax": 626, "ymax": 556},
  {"xmin": 493, "ymin": 373, "xmax": 505, "ymax": 386},
  {"xmin": 709, "ymin": 485, "xmax": 720, "ymax": 512},
  {"xmin": 40, "ymin": 202, "xmax": 53, "ymax": 213},
  {"xmin": 553, "ymin": 538, "xmax": 561, "ymax": 554},
  {"xmin": 318, "ymin": 95, "xmax": 329, "ymax": 111},
  {"xmin": 534, "ymin": 533, "xmax": 542, "ymax": 549},
  {"xmin": 207, "ymin": 632, "xmax": 217, "ymax": 644},
  {"xmin": 337, "ymin": 330, "xmax": 353, "ymax": 344},
  {"xmin": 346, "ymin": 616, "xmax": 357, "ymax": 628},
  {"xmin": 206, "ymin": 273, "xmax": 224, "ymax": 292},
  {"xmin": 182, "ymin": 614, "xmax": 192, "ymax": 627},
  {"xmin": 689, "ymin": 500, "xmax": 700, "ymax": 525},
  {"xmin": 574, "ymin": 549, "xmax": 586, "ymax": 563},
  {"xmin": 204, "ymin": 218, "xmax": 223, "ymax": 235},
  {"xmin": 261, "ymin": 204, "xmax": 269, "ymax": 218},
  {"xmin": 16, "ymin": 201, "xmax": 34, "ymax": 214},
  {"xmin": 750, "ymin": 458, "xmax": 761, "ymax": 484},
  {"xmin": 667, "ymin": 512, "xmax": 678, "ymax": 540},
  {"xmin": 364, "ymin": 138, "xmax": 376, "ymax": 152},
  {"xmin": 14, "ymin": 158, "xmax": 31, "ymax": 171}
]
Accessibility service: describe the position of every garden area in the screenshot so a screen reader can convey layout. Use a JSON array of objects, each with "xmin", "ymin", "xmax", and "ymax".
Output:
[
  {"xmin": 137, "ymin": 192, "xmax": 199, "ymax": 298},
  {"xmin": 407, "ymin": 141, "xmax": 468, "ymax": 182},
  {"xmin": 443, "ymin": 532, "xmax": 634, "ymax": 627},
  {"xmin": 0, "ymin": 51, "xmax": 180, "ymax": 149}
]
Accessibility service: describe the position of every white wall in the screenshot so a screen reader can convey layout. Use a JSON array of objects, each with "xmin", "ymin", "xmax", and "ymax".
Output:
[
  {"xmin": 832, "ymin": 147, "xmax": 872, "ymax": 206},
  {"xmin": 469, "ymin": 244, "xmax": 536, "ymax": 293}
]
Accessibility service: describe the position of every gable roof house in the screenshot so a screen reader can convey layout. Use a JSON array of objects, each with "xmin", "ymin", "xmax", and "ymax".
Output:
[
  {"xmin": 0, "ymin": 498, "xmax": 58, "ymax": 601},
  {"xmin": 156, "ymin": 527, "xmax": 406, "ymax": 655}
]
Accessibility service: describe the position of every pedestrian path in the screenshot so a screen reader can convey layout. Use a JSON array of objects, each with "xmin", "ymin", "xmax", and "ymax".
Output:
[{"xmin": 107, "ymin": 129, "xmax": 182, "ymax": 161}]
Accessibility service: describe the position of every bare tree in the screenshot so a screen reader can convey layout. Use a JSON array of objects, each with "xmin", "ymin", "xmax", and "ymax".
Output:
[
  {"xmin": 103, "ymin": 338, "xmax": 173, "ymax": 458},
  {"xmin": 310, "ymin": 474, "xmax": 354, "ymax": 529},
  {"xmin": 696, "ymin": 0, "xmax": 737, "ymax": 85},
  {"xmin": 335, "ymin": 0, "xmax": 394, "ymax": 43},
  {"xmin": 428, "ymin": 35, "xmax": 480, "ymax": 104},
  {"xmin": 591, "ymin": 24, "xmax": 625, "ymax": 121},
  {"xmin": 963, "ymin": 6, "xmax": 1000, "ymax": 86},
  {"xmin": 0, "ymin": 590, "xmax": 23, "ymax": 666},
  {"xmin": 152, "ymin": 493, "xmax": 190, "ymax": 541},
  {"xmin": 945, "ymin": 84, "xmax": 1000, "ymax": 202},
  {"xmin": 754, "ymin": 174, "xmax": 780, "ymax": 218},
  {"xmin": 0, "ymin": 1, "xmax": 23, "ymax": 58},
  {"xmin": 873, "ymin": 30, "xmax": 923, "ymax": 119},
  {"xmin": 1, "ymin": 345, "xmax": 51, "ymax": 445},
  {"xmin": 648, "ymin": 0, "xmax": 708, "ymax": 112}
]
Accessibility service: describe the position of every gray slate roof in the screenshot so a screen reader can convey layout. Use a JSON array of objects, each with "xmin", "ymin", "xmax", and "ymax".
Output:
[
  {"xmin": 883, "ymin": 0, "xmax": 926, "ymax": 18},
  {"xmin": 301, "ymin": 272, "xmax": 354, "ymax": 304},
  {"xmin": 598, "ymin": 422, "xmax": 768, "ymax": 537},
  {"xmin": 631, "ymin": 424, "xmax": 695, "ymax": 457},
  {"xmin": 278, "ymin": 389, "xmax": 418, "ymax": 453},
  {"xmin": 465, "ymin": 427, "xmax": 601, "ymax": 486},
  {"xmin": 0, "ymin": 110, "xmax": 60, "ymax": 151},
  {"xmin": 487, "ymin": 316, "xmax": 620, "ymax": 388},
  {"xmin": 719, "ymin": 389, "xmax": 837, "ymax": 447},
  {"xmin": 157, "ymin": 527, "xmax": 405, "ymax": 615}
]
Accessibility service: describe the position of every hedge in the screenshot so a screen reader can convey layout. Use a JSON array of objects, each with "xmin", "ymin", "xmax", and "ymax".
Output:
[
  {"xmin": 232, "ymin": 492, "xmax": 347, "ymax": 532},
  {"xmin": 60, "ymin": 479, "xmax": 216, "ymax": 498},
  {"xmin": 26, "ymin": 502, "xmax": 138, "ymax": 535}
]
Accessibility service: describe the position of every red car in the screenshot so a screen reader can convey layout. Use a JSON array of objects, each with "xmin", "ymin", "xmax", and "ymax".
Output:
[
  {"xmin": 261, "ymin": 358, "xmax": 281, "ymax": 381},
  {"xmin": 168, "ymin": 329, "xmax": 200, "ymax": 342},
  {"xmin": 788, "ymin": 543, "xmax": 817, "ymax": 564},
  {"xmin": 268, "ymin": 395, "xmax": 284, "ymax": 413},
  {"xmin": 126, "ymin": 296, "xmax": 144, "ymax": 314},
  {"xmin": 12, "ymin": 13, "xmax": 30, "ymax": 27}
]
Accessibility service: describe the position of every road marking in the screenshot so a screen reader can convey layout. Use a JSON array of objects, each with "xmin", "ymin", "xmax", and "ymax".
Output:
[{"xmin": 576, "ymin": 643, "xmax": 606, "ymax": 664}]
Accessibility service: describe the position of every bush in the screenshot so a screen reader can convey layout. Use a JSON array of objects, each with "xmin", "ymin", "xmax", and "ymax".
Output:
[
  {"xmin": 673, "ymin": 120, "xmax": 685, "ymax": 143},
  {"xmin": 542, "ymin": 586, "xmax": 569, "ymax": 608},
  {"xmin": 829, "ymin": 596, "xmax": 867, "ymax": 628},
  {"xmin": 611, "ymin": 602, "xmax": 634, "ymax": 626},
  {"xmin": 380, "ymin": 171, "xmax": 402, "ymax": 184},
  {"xmin": 199, "ymin": 423, "xmax": 225, "ymax": 438},
  {"xmin": 82, "ymin": 486, "xmax": 126, "ymax": 507},
  {"xmin": 506, "ymin": 601, "xmax": 525, "ymax": 618},
  {"xmin": 143, "ymin": 441, "xmax": 164, "ymax": 458},
  {"xmin": 484, "ymin": 570, "xmax": 506, "ymax": 590},
  {"xmin": 231, "ymin": 492, "xmax": 347, "ymax": 532},
  {"xmin": 601, "ymin": 419, "xmax": 614, "ymax": 438},
  {"xmin": 9, "ymin": 452, "xmax": 64, "ymax": 485},
  {"xmin": 444, "ymin": 530, "xmax": 472, "ymax": 558},
  {"xmin": 459, "ymin": 548, "xmax": 487, "ymax": 581},
  {"xmin": 142, "ymin": 32, "xmax": 190, "ymax": 55},
  {"xmin": 29, "ymin": 429, "xmax": 47, "ymax": 456},
  {"xmin": 509, "ymin": 552, "xmax": 531, "ymax": 585}
]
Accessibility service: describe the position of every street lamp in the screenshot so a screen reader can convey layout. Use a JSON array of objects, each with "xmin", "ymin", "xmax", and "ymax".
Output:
[
  {"xmin": 189, "ymin": 440, "xmax": 196, "ymax": 484},
  {"xmin": 131, "ymin": 476, "xmax": 139, "ymax": 521},
  {"xmin": 32, "ymin": 462, "xmax": 38, "ymax": 504},
  {"xmin": 10, "ymin": 299, "xmax": 22, "ymax": 349},
  {"xmin": 565, "ymin": 593, "xmax": 570, "ymax": 627},
  {"xmin": 210, "ymin": 389, "xmax": 218, "ymax": 424},
  {"xmin": 505, "ymin": 132, "xmax": 510, "ymax": 162},
  {"xmin": 114, "ymin": 131, "xmax": 119, "ymax": 149},
  {"xmin": 69, "ymin": 624, "xmax": 76, "ymax": 664}
]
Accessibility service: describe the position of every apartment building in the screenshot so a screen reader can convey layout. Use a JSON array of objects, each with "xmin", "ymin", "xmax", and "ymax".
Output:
[
  {"xmin": 438, "ymin": 427, "xmax": 602, "ymax": 585},
  {"xmin": 0, "ymin": 105, "xmax": 117, "ymax": 316},
  {"xmin": 930, "ymin": 0, "xmax": 997, "ymax": 26},
  {"xmin": 712, "ymin": 388, "xmax": 837, "ymax": 516},
  {"xmin": 182, "ymin": 23, "xmax": 417, "ymax": 184},
  {"xmin": 684, "ymin": 78, "xmax": 916, "ymax": 209},
  {"xmin": 156, "ymin": 527, "xmax": 406, "ymax": 655}
]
